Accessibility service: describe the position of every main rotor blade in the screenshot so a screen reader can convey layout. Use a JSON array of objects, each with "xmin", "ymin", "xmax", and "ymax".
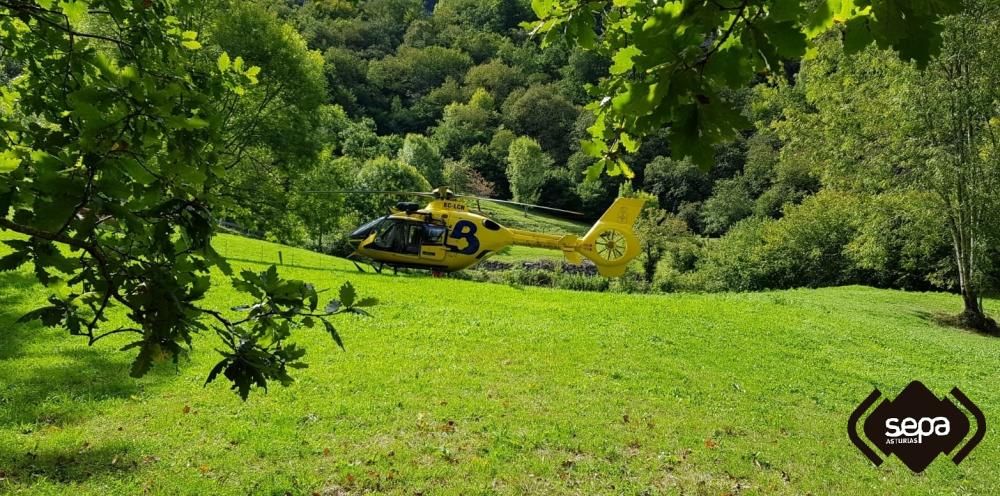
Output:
[
  {"xmin": 461, "ymin": 195, "xmax": 584, "ymax": 216},
  {"xmin": 302, "ymin": 190, "xmax": 436, "ymax": 197}
]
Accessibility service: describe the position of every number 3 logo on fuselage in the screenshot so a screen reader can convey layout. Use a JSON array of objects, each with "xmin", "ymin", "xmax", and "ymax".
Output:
[{"xmin": 447, "ymin": 220, "xmax": 480, "ymax": 255}]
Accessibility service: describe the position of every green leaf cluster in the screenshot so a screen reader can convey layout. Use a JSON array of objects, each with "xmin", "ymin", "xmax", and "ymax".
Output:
[
  {"xmin": 204, "ymin": 270, "xmax": 376, "ymax": 400},
  {"xmin": 528, "ymin": 0, "xmax": 961, "ymax": 171},
  {"xmin": 0, "ymin": 0, "xmax": 365, "ymax": 399}
]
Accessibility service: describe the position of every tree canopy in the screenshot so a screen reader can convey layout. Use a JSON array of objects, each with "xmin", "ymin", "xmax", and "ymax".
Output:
[
  {"xmin": 0, "ymin": 0, "xmax": 373, "ymax": 399},
  {"xmin": 529, "ymin": 0, "xmax": 962, "ymax": 175}
]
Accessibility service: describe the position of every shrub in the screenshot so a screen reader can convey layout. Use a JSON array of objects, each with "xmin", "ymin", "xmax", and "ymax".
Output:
[
  {"xmin": 694, "ymin": 216, "xmax": 773, "ymax": 292},
  {"xmin": 845, "ymin": 191, "xmax": 954, "ymax": 290},
  {"xmin": 501, "ymin": 84, "xmax": 579, "ymax": 161},
  {"xmin": 506, "ymin": 136, "xmax": 552, "ymax": 203},
  {"xmin": 697, "ymin": 191, "xmax": 863, "ymax": 291},
  {"xmin": 700, "ymin": 177, "xmax": 754, "ymax": 235},
  {"xmin": 349, "ymin": 157, "xmax": 431, "ymax": 219},
  {"xmin": 500, "ymin": 268, "xmax": 553, "ymax": 287},
  {"xmin": 652, "ymin": 259, "xmax": 684, "ymax": 293},
  {"xmin": 399, "ymin": 134, "xmax": 445, "ymax": 187},
  {"xmin": 444, "ymin": 160, "xmax": 495, "ymax": 196},
  {"xmin": 693, "ymin": 190, "xmax": 959, "ymax": 292},
  {"xmin": 537, "ymin": 169, "xmax": 582, "ymax": 212},
  {"xmin": 608, "ymin": 262, "xmax": 650, "ymax": 293},
  {"xmin": 554, "ymin": 273, "xmax": 610, "ymax": 292}
]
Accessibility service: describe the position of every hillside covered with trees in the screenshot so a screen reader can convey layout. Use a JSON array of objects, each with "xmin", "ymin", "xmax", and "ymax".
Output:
[
  {"xmin": 205, "ymin": 0, "xmax": 622, "ymax": 248},
  {"xmin": 208, "ymin": 0, "xmax": 998, "ymax": 323}
]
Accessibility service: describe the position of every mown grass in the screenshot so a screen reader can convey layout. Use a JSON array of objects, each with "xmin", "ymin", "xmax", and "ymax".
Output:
[
  {"xmin": 0, "ymin": 233, "xmax": 998, "ymax": 495},
  {"xmin": 491, "ymin": 245, "xmax": 565, "ymax": 263}
]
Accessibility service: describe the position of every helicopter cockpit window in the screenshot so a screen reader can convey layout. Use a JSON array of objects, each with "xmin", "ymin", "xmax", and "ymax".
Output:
[
  {"xmin": 423, "ymin": 225, "xmax": 446, "ymax": 245},
  {"xmin": 350, "ymin": 216, "xmax": 387, "ymax": 240},
  {"xmin": 373, "ymin": 221, "xmax": 399, "ymax": 250}
]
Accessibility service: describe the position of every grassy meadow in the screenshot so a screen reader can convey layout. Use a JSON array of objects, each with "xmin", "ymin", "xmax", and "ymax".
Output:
[{"xmin": 0, "ymin": 233, "xmax": 998, "ymax": 495}]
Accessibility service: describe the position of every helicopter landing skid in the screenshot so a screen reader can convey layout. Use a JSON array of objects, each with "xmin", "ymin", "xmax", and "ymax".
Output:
[
  {"xmin": 347, "ymin": 253, "xmax": 385, "ymax": 274},
  {"xmin": 346, "ymin": 253, "xmax": 446, "ymax": 276}
]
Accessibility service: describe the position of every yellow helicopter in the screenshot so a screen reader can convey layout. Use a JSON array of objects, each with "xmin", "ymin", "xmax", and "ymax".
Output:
[{"xmin": 329, "ymin": 187, "xmax": 645, "ymax": 277}]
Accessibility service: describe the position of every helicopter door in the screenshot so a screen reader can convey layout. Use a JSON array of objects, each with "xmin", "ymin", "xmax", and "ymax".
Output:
[
  {"xmin": 419, "ymin": 224, "xmax": 447, "ymax": 261},
  {"xmin": 371, "ymin": 219, "xmax": 421, "ymax": 256}
]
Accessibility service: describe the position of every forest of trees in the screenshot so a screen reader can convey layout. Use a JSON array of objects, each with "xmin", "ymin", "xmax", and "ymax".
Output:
[
  {"xmin": 2, "ymin": 0, "xmax": 997, "ymax": 396},
  {"xmin": 211, "ymin": 0, "xmax": 998, "ymax": 327},
  {"xmin": 211, "ymin": 0, "xmax": 624, "ymax": 249}
]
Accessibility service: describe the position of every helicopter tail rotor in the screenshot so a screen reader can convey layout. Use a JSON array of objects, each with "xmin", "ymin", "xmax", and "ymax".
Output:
[{"xmin": 575, "ymin": 197, "xmax": 645, "ymax": 277}]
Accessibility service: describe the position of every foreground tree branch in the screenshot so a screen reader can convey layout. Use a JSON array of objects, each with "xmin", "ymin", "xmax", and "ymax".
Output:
[
  {"xmin": 528, "ymin": 0, "xmax": 963, "ymax": 176},
  {"xmin": 0, "ymin": 0, "xmax": 375, "ymax": 399}
]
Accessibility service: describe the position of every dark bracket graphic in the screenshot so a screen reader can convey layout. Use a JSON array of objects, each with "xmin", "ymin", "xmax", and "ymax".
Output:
[
  {"xmin": 950, "ymin": 387, "xmax": 986, "ymax": 464},
  {"xmin": 848, "ymin": 382, "xmax": 986, "ymax": 472},
  {"xmin": 848, "ymin": 389, "xmax": 884, "ymax": 466}
]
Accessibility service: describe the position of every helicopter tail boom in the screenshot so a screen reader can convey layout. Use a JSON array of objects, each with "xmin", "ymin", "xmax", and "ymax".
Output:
[
  {"xmin": 506, "ymin": 197, "xmax": 645, "ymax": 277},
  {"xmin": 507, "ymin": 230, "xmax": 582, "ymax": 263}
]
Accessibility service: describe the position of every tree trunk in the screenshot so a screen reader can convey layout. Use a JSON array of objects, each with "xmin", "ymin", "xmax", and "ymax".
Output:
[
  {"xmin": 643, "ymin": 247, "xmax": 656, "ymax": 283},
  {"xmin": 961, "ymin": 284, "xmax": 982, "ymax": 319},
  {"xmin": 956, "ymin": 250, "xmax": 996, "ymax": 333},
  {"xmin": 950, "ymin": 223, "xmax": 996, "ymax": 333},
  {"xmin": 959, "ymin": 289, "xmax": 996, "ymax": 333}
]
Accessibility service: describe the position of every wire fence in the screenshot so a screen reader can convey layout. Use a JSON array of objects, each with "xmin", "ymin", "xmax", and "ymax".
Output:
[{"xmin": 215, "ymin": 221, "xmax": 306, "ymax": 268}]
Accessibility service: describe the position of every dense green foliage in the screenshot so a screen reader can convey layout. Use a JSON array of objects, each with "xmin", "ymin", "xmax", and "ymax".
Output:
[
  {"xmin": 534, "ymin": 0, "xmax": 997, "ymax": 327},
  {"xmin": 251, "ymin": 0, "xmax": 635, "ymax": 223},
  {"xmin": 509, "ymin": 4, "xmax": 994, "ymax": 326},
  {"xmin": 2, "ymin": 0, "xmax": 998, "ymax": 401},
  {"xmin": 506, "ymin": 136, "xmax": 551, "ymax": 203},
  {"xmin": 532, "ymin": 0, "xmax": 961, "ymax": 174},
  {"xmin": 685, "ymin": 9, "xmax": 998, "ymax": 327},
  {"xmin": 0, "ymin": 0, "xmax": 375, "ymax": 398}
]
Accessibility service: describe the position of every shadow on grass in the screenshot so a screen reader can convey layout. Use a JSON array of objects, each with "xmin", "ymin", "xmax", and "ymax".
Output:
[
  {"xmin": 0, "ymin": 439, "xmax": 146, "ymax": 485},
  {"xmin": 0, "ymin": 273, "xmax": 149, "ymax": 485},
  {"xmin": 226, "ymin": 257, "xmax": 346, "ymax": 272},
  {"xmin": 0, "ymin": 272, "xmax": 47, "ymax": 361},
  {"xmin": 0, "ymin": 272, "xmax": 153, "ymax": 427},
  {"xmin": 913, "ymin": 309, "xmax": 999, "ymax": 337},
  {"xmin": 224, "ymin": 256, "xmax": 434, "ymax": 283},
  {"xmin": 224, "ymin": 256, "xmax": 349, "ymax": 272},
  {"xmin": 0, "ymin": 347, "xmax": 139, "ymax": 427}
]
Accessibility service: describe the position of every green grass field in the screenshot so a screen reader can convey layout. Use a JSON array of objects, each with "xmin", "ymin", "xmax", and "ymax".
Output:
[{"xmin": 1, "ymin": 233, "xmax": 998, "ymax": 495}]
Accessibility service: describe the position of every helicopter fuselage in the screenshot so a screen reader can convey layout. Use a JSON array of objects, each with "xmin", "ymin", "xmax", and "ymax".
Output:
[
  {"xmin": 348, "ymin": 197, "xmax": 645, "ymax": 277},
  {"xmin": 348, "ymin": 200, "xmax": 574, "ymax": 273}
]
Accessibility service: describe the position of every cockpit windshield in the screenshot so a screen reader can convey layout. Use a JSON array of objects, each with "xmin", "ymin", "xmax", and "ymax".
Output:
[{"xmin": 349, "ymin": 216, "xmax": 387, "ymax": 240}]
